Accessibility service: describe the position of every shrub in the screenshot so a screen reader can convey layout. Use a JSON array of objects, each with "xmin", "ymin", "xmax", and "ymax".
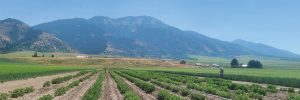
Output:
[
  {"xmin": 124, "ymin": 91, "xmax": 140, "ymax": 100},
  {"xmin": 180, "ymin": 88, "xmax": 190, "ymax": 96},
  {"xmin": 11, "ymin": 86, "xmax": 34, "ymax": 98},
  {"xmin": 43, "ymin": 81, "xmax": 51, "ymax": 87},
  {"xmin": 0, "ymin": 93, "xmax": 9, "ymax": 100},
  {"xmin": 157, "ymin": 90, "xmax": 182, "ymax": 100},
  {"xmin": 38, "ymin": 94, "xmax": 53, "ymax": 100},
  {"xmin": 191, "ymin": 93, "xmax": 205, "ymax": 100},
  {"xmin": 216, "ymin": 91, "xmax": 231, "ymax": 98},
  {"xmin": 51, "ymin": 75, "xmax": 72, "ymax": 84},
  {"xmin": 54, "ymin": 87, "xmax": 68, "ymax": 96},
  {"xmin": 267, "ymin": 84, "xmax": 278, "ymax": 93},
  {"xmin": 233, "ymin": 94, "xmax": 249, "ymax": 100},
  {"xmin": 288, "ymin": 88, "xmax": 295, "ymax": 93},
  {"xmin": 248, "ymin": 92, "xmax": 263, "ymax": 100}
]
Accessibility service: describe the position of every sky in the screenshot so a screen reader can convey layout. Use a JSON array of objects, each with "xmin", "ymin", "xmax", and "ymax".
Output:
[{"xmin": 1, "ymin": 0, "xmax": 300, "ymax": 54}]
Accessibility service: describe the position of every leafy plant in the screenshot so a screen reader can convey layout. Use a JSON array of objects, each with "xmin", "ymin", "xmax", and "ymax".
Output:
[
  {"xmin": 124, "ymin": 91, "xmax": 140, "ymax": 100},
  {"xmin": 191, "ymin": 93, "xmax": 206, "ymax": 100},
  {"xmin": 157, "ymin": 90, "xmax": 182, "ymax": 100},
  {"xmin": 180, "ymin": 88, "xmax": 190, "ymax": 96},
  {"xmin": 82, "ymin": 71, "xmax": 105, "ymax": 100},
  {"xmin": 0, "ymin": 93, "xmax": 9, "ymax": 100},
  {"xmin": 288, "ymin": 88, "xmax": 295, "ymax": 93},
  {"xmin": 38, "ymin": 94, "xmax": 53, "ymax": 100},
  {"xmin": 11, "ymin": 86, "xmax": 34, "ymax": 98},
  {"xmin": 43, "ymin": 81, "xmax": 51, "ymax": 87}
]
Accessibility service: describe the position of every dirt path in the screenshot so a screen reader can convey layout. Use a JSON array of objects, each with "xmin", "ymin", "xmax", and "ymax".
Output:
[
  {"xmin": 54, "ymin": 73, "xmax": 98, "ymax": 100},
  {"xmin": 99, "ymin": 72, "xmax": 123, "ymax": 100},
  {"xmin": 14, "ymin": 72, "xmax": 90, "ymax": 100},
  {"xmin": 121, "ymin": 77, "xmax": 156, "ymax": 100},
  {"xmin": 0, "ymin": 71, "xmax": 78, "ymax": 93}
]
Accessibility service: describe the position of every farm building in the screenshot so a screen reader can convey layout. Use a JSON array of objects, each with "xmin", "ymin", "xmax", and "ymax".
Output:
[{"xmin": 76, "ymin": 55, "xmax": 91, "ymax": 58}]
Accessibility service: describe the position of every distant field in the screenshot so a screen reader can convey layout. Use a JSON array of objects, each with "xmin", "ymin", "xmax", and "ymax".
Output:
[
  {"xmin": 128, "ymin": 67, "xmax": 300, "ymax": 79},
  {"xmin": 0, "ymin": 58, "xmax": 88, "ymax": 82},
  {"xmin": 188, "ymin": 55, "xmax": 300, "ymax": 70}
]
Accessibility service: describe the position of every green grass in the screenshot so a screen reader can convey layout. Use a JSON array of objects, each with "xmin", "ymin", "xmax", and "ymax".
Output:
[
  {"xmin": 188, "ymin": 55, "xmax": 300, "ymax": 70},
  {"xmin": 128, "ymin": 67, "xmax": 300, "ymax": 79},
  {"xmin": 0, "ymin": 58, "xmax": 87, "ymax": 82}
]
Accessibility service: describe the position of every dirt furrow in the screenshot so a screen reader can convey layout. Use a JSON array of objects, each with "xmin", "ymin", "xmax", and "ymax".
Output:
[
  {"xmin": 99, "ymin": 71, "xmax": 123, "ymax": 100},
  {"xmin": 54, "ymin": 73, "xmax": 98, "ymax": 100},
  {"xmin": 121, "ymin": 77, "xmax": 156, "ymax": 100},
  {"xmin": 13, "ymin": 72, "xmax": 90, "ymax": 100},
  {"xmin": 0, "ymin": 71, "xmax": 78, "ymax": 93}
]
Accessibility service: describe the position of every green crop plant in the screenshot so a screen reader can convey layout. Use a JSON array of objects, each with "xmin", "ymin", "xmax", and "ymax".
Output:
[
  {"xmin": 82, "ymin": 71, "xmax": 105, "ymax": 100},
  {"xmin": 43, "ymin": 81, "xmax": 51, "ymax": 87},
  {"xmin": 11, "ymin": 86, "xmax": 34, "ymax": 98},
  {"xmin": 191, "ymin": 93, "xmax": 206, "ymax": 100},
  {"xmin": 38, "ymin": 94, "xmax": 53, "ymax": 100},
  {"xmin": 157, "ymin": 90, "xmax": 183, "ymax": 100}
]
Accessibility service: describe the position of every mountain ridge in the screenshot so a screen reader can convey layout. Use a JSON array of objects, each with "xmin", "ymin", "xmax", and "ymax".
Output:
[
  {"xmin": 0, "ymin": 18, "xmax": 73, "ymax": 53},
  {"xmin": 34, "ymin": 16, "xmax": 256, "ymax": 58},
  {"xmin": 232, "ymin": 39, "xmax": 300, "ymax": 58},
  {"xmin": 1, "ymin": 16, "xmax": 298, "ymax": 59}
]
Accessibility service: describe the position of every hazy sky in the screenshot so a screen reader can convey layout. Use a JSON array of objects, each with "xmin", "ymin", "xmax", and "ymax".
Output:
[{"xmin": 1, "ymin": 0, "xmax": 300, "ymax": 54}]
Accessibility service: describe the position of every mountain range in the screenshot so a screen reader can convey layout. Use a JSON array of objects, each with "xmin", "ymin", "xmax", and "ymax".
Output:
[
  {"xmin": 0, "ymin": 18, "xmax": 72, "ymax": 53},
  {"xmin": 0, "ymin": 16, "xmax": 299, "ymax": 58}
]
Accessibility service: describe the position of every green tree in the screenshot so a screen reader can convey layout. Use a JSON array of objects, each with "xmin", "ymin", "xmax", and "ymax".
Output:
[
  {"xmin": 32, "ymin": 52, "xmax": 38, "ymax": 57},
  {"xmin": 180, "ymin": 60, "xmax": 186, "ymax": 64},
  {"xmin": 51, "ymin": 54, "xmax": 55, "ymax": 58},
  {"xmin": 247, "ymin": 60, "xmax": 263, "ymax": 68},
  {"xmin": 231, "ymin": 58, "xmax": 239, "ymax": 68}
]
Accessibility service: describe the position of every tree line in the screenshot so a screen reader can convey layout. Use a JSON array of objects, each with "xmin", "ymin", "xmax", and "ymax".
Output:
[
  {"xmin": 231, "ymin": 58, "xmax": 263, "ymax": 68},
  {"xmin": 32, "ymin": 52, "xmax": 55, "ymax": 58}
]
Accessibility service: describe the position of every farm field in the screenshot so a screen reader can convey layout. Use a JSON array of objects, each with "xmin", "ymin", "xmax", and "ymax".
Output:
[
  {"xmin": 1, "ymin": 67, "xmax": 300, "ymax": 100},
  {"xmin": 0, "ymin": 58, "xmax": 89, "ymax": 82},
  {"xmin": 1, "ymin": 52, "xmax": 300, "ymax": 100}
]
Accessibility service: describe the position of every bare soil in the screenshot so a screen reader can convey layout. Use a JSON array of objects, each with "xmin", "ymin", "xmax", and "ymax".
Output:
[
  {"xmin": 99, "ymin": 71, "xmax": 123, "ymax": 100},
  {"xmin": 264, "ymin": 91, "xmax": 289, "ymax": 100},
  {"xmin": 54, "ymin": 73, "xmax": 98, "ymax": 100},
  {"xmin": 121, "ymin": 77, "xmax": 156, "ymax": 100},
  {"xmin": 0, "ymin": 71, "xmax": 78, "ymax": 93},
  {"xmin": 13, "ymin": 72, "xmax": 90, "ymax": 100}
]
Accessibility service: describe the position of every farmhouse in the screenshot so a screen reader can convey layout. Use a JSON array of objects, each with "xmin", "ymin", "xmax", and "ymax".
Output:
[
  {"xmin": 212, "ymin": 64, "xmax": 220, "ymax": 67},
  {"xmin": 241, "ymin": 64, "xmax": 248, "ymax": 67},
  {"xmin": 194, "ymin": 63, "xmax": 210, "ymax": 67},
  {"xmin": 76, "ymin": 55, "xmax": 90, "ymax": 58}
]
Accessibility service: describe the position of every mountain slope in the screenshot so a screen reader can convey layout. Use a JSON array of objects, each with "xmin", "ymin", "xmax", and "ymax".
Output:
[
  {"xmin": 34, "ymin": 16, "xmax": 256, "ymax": 58},
  {"xmin": 233, "ymin": 39, "xmax": 300, "ymax": 58},
  {"xmin": 33, "ymin": 16, "xmax": 298, "ymax": 58},
  {"xmin": 0, "ymin": 18, "xmax": 72, "ymax": 53}
]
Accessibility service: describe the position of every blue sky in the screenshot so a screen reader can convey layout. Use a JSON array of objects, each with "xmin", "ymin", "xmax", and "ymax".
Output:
[{"xmin": 1, "ymin": 0, "xmax": 300, "ymax": 54}]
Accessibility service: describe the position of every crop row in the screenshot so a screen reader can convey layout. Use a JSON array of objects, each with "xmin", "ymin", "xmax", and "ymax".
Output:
[
  {"xmin": 0, "ymin": 86, "xmax": 34, "ymax": 100},
  {"xmin": 115, "ymin": 71, "xmax": 155, "ymax": 93},
  {"xmin": 110, "ymin": 71, "xmax": 140, "ymax": 100},
  {"xmin": 157, "ymin": 90, "xmax": 183, "ymax": 100},
  {"xmin": 122, "ymin": 70, "xmax": 208, "ymax": 100},
  {"xmin": 0, "ymin": 69, "xmax": 82, "ymax": 83},
  {"xmin": 158, "ymin": 71, "xmax": 300, "ymax": 88},
  {"xmin": 51, "ymin": 70, "xmax": 89, "ymax": 85},
  {"xmin": 82, "ymin": 70, "xmax": 105, "ymax": 100},
  {"xmin": 152, "ymin": 71, "xmax": 269, "ymax": 99},
  {"xmin": 119, "ymin": 70, "xmax": 283, "ymax": 100},
  {"xmin": 53, "ymin": 72, "xmax": 95, "ymax": 96}
]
